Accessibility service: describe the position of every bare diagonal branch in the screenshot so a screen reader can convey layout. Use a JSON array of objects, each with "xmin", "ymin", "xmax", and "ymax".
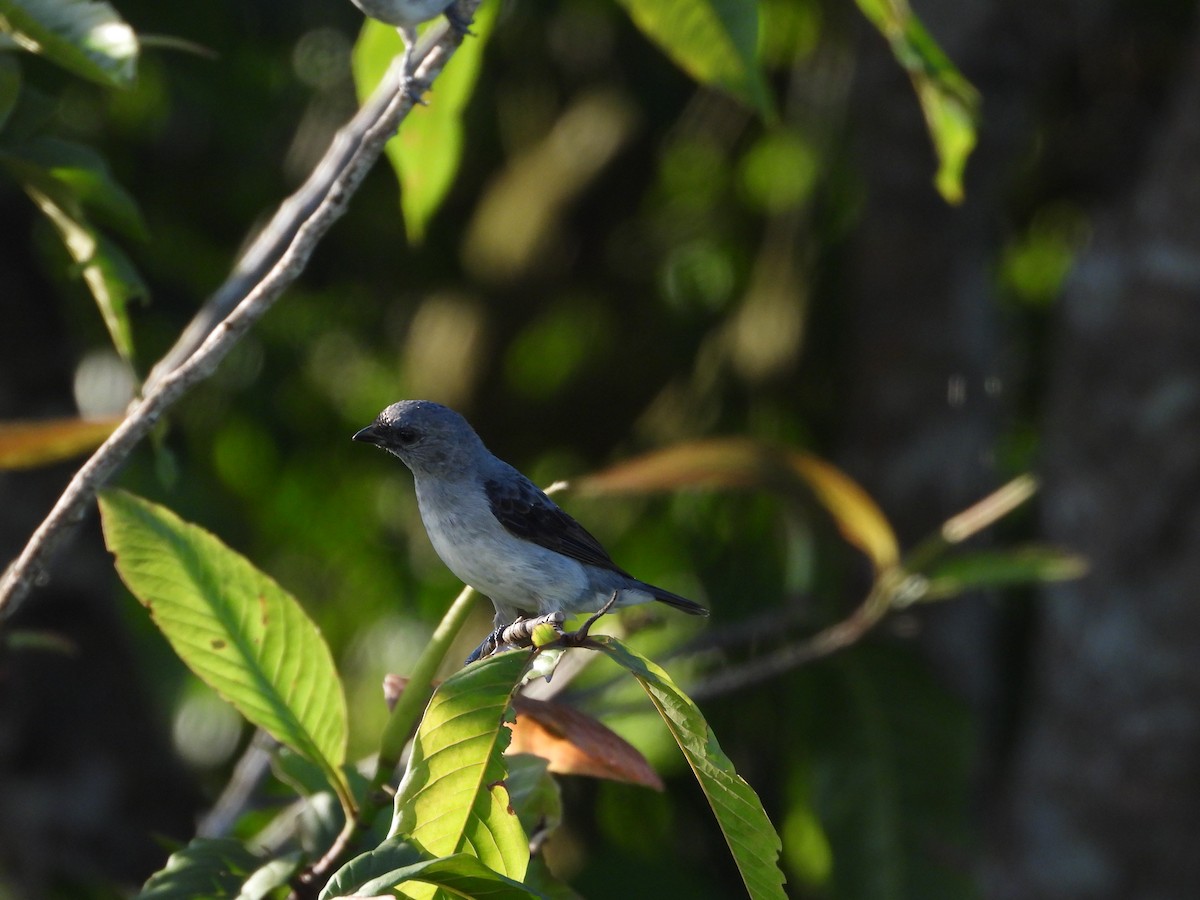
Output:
[{"xmin": 0, "ymin": 5, "xmax": 481, "ymax": 624}]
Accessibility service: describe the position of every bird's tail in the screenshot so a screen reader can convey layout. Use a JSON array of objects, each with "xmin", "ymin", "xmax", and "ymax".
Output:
[{"xmin": 644, "ymin": 582, "xmax": 708, "ymax": 616}]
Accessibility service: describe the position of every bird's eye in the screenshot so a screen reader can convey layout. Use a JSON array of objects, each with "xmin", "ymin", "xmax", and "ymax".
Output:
[{"xmin": 395, "ymin": 427, "xmax": 419, "ymax": 445}]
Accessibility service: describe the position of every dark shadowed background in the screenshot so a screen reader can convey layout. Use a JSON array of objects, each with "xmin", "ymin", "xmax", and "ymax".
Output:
[{"xmin": 3, "ymin": 0, "xmax": 1199, "ymax": 896}]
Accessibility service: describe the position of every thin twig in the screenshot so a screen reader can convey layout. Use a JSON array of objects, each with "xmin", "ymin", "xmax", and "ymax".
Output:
[
  {"xmin": 667, "ymin": 579, "xmax": 897, "ymax": 701},
  {"xmin": 197, "ymin": 730, "xmax": 280, "ymax": 839},
  {"xmin": 0, "ymin": 4, "xmax": 481, "ymax": 625}
]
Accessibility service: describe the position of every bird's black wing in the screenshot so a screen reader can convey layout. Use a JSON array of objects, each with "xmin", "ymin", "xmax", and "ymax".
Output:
[{"xmin": 484, "ymin": 474, "xmax": 630, "ymax": 575}]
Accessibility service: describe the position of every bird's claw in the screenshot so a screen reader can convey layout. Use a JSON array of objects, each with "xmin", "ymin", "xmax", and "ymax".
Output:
[
  {"xmin": 445, "ymin": 3, "xmax": 475, "ymax": 37},
  {"xmin": 561, "ymin": 591, "xmax": 619, "ymax": 647},
  {"xmin": 465, "ymin": 620, "xmax": 513, "ymax": 664},
  {"xmin": 404, "ymin": 77, "xmax": 431, "ymax": 104},
  {"xmin": 465, "ymin": 612, "xmax": 574, "ymax": 664}
]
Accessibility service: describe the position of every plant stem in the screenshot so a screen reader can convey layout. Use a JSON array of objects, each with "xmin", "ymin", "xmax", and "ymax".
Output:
[{"xmin": 371, "ymin": 585, "xmax": 479, "ymax": 798}]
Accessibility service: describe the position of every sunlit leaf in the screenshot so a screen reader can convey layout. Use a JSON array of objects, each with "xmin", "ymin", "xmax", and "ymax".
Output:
[
  {"xmin": 136, "ymin": 837, "xmax": 261, "ymax": 900},
  {"xmin": 509, "ymin": 695, "xmax": 664, "ymax": 790},
  {"xmin": 322, "ymin": 841, "xmax": 538, "ymax": 900},
  {"xmin": 917, "ymin": 545, "xmax": 1087, "ymax": 602},
  {"xmin": 391, "ymin": 649, "xmax": 530, "ymax": 883},
  {"xmin": 98, "ymin": 491, "xmax": 350, "ymax": 800},
  {"xmin": 0, "ymin": 0, "xmax": 138, "ymax": 88},
  {"xmin": 351, "ymin": 0, "xmax": 499, "ymax": 244},
  {"xmin": 589, "ymin": 636, "xmax": 787, "ymax": 900},
  {"xmin": 617, "ymin": 0, "xmax": 772, "ymax": 117},
  {"xmin": 577, "ymin": 438, "xmax": 900, "ymax": 573},
  {"xmin": 0, "ymin": 416, "xmax": 119, "ymax": 469},
  {"xmin": 853, "ymin": 0, "xmax": 979, "ymax": 203}
]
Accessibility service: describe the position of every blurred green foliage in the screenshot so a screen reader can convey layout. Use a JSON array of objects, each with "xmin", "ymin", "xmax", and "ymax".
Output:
[{"xmin": 0, "ymin": 0, "xmax": 1085, "ymax": 896}]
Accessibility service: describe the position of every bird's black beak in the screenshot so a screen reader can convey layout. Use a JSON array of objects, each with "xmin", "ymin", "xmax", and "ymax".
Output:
[{"xmin": 353, "ymin": 422, "xmax": 384, "ymax": 446}]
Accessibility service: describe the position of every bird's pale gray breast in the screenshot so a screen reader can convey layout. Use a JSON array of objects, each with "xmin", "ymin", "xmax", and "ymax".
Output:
[
  {"xmin": 348, "ymin": 0, "xmax": 452, "ymax": 27},
  {"xmin": 413, "ymin": 476, "xmax": 588, "ymax": 617}
]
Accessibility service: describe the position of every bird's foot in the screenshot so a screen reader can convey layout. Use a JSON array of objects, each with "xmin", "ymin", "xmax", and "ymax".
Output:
[
  {"xmin": 562, "ymin": 591, "xmax": 619, "ymax": 646},
  {"xmin": 464, "ymin": 628, "xmax": 501, "ymax": 665},
  {"xmin": 394, "ymin": 31, "xmax": 431, "ymax": 104},
  {"xmin": 403, "ymin": 76, "xmax": 431, "ymax": 104},
  {"xmin": 397, "ymin": 68, "xmax": 430, "ymax": 105},
  {"xmin": 445, "ymin": 2, "xmax": 475, "ymax": 37},
  {"xmin": 464, "ymin": 612, "xmax": 566, "ymax": 664}
]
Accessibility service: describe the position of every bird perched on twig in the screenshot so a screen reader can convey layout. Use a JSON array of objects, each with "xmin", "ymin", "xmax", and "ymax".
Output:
[
  {"xmin": 354, "ymin": 400, "xmax": 708, "ymax": 662},
  {"xmin": 347, "ymin": 0, "xmax": 472, "ymax": 90}
]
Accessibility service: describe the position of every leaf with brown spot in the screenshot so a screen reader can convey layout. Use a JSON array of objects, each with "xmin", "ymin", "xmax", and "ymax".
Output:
[{"xmin": 98, "ymin": 490, "xmax": 350, "ymax": 805}]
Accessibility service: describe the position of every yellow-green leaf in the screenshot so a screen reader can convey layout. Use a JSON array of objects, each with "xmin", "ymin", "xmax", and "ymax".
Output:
[
  {"xmin": 590, "ymin": 636, "xmax": 787, "ymax": 899},
  {"xmin": 322, "ymin": 842, "xmax": 538, "ymax": 900},
  {"xmin": 98, "ymin": 490, "xmax": 350, "ymax": 801},
  {"xmin": 391, "ymin": 650, "xmax": 530, "ymax": 883},
  {"xmin": 352, "ymin": 1, "xmax": 499, "ymax": 244},
  {"xmin": 617, "ymin": 0, "xmax": 773, "ymax": 117},
  {"xmin": 853, "ymin": 0, "xmax": 979, "ymax": 203}
]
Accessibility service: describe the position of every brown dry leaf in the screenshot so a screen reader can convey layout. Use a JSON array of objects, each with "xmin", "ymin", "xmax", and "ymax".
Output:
[
  {"xmin": 789, "ymin": 453, "xmax": 900, "ymax": 572},
  {"xmin": 0, "ymin": 417, "xmax": 121, "ymax": 470},
  {"xmin": 577, "ymin": 437, "xmax": 900, "ymax": 575},
  {"xmin": 509, "ymin": 695, "xmax": 664, "ymax": 791},
  {"xmin": 576, "ymin": 437, "xmax": 791, "ymax": 494}
]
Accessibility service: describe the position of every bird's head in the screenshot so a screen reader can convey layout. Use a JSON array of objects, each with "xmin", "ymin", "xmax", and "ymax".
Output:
[{"xmin": 353, "ymin": 399, "xmax": 485, "ymax": 478}]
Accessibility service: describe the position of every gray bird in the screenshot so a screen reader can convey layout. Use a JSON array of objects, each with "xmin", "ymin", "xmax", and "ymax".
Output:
[
  {"xmin": 347, "ymin": 0, "xmax": 471, "ymax": 84},
  {"xmin": 353, "ymin": 400, "xmax": 707, "ymax": 659}
]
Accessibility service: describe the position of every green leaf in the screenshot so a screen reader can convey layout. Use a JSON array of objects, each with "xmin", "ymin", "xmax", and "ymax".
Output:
[
  {"xmin": 391, "ymin": 650, "xmax": 531, "ymax": 884},
  {"xmin": 34, "ymin": 184, "xmax": 144, "ymax": 360},
  {"xmin": 2, "ymin": 137, "xmax": 148, "ymax": 360},
  {"xmin": 98, "ymin": 490, "xmax": 350, "ymax": 802},
  {"xmin": 504, "ymin": 753, "xmax": 563, "ymax": 843},
  {"xmin": 917, "ymin": 545, "xmax": 1087, "ymax": 602},
  {"xmin": 352, "ymin": 1, "xmax": 498, "ymax": 244},
  {"xmin": 617, "ymin": 0, "xmax": 772, "ymax": 117},
  {"xmin": 853, "ymin": 0, "xmax": 979, "ymax": 203},
  {"xmin": 588, "ymin": 636, "xmax": 787, "ymax": 900},
  {"xmin": 237, "ymin": 852, "xmax": 303, "ymax": 900},
  {"xmin": 322, "ymin": 841, "xmax": 539, "ymax": 900},
  {"xmin": 10, "ymin": 136, "xmax": 147, "ymax": 236},
  {"xmin": 0, "ymin": 0, "xmax": 138, "ymax": 88},
  {"xmin": 136, "ymin": 838, "xmax": 261, "ymax": 900}
]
